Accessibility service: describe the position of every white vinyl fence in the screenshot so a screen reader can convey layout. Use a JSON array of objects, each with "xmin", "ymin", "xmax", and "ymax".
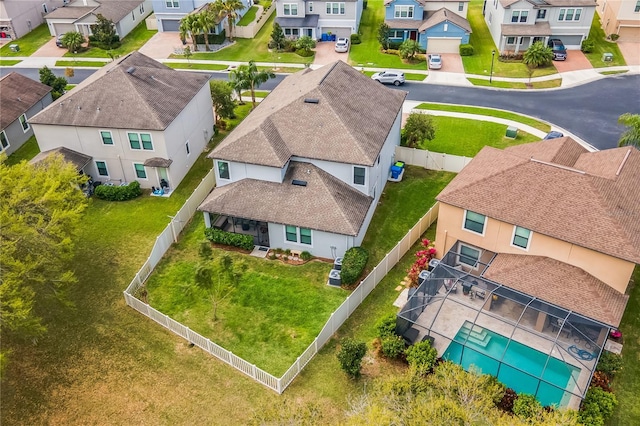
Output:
[
  {"xmin": 234, "ymin": 5, "xmax": 275, "ymax": 39},
  {"xmin": 395, "ymin": 146, "xmax": 472, "ymax": 173},
  {"xmin": 124, "ymin": 173, "xmax": 440, "ymax": 393}
]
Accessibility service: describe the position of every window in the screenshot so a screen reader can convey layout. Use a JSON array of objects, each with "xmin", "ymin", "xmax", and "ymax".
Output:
[
  {"xmin": 217, "ymin": 161, "xmax": 230, "ymax": 179},
  {"xmin": 128, "ymin": 132, "xmax": 153, "ymax": 150},
  {"xmin": 394, "ymin": 5, "xmax": 414, "ymax": 18},
  {"xmin": 140, "ymin": 4, "xmax": 144, "ymax": 13},
  {"xmin": 300, "ymin": 228, "xmax": 312, "ymax": 245},
  {"xmin": 309, "ymin": 2, "xmax": 313, "ymax": 12},
  {"xmin": 537, "ymin": 9, "xmax": 547, "ymax": 19},
  {"xmin": 43, "ymin": 4, "xmax": 48, "ymax": 13},
  {"xmin": 506, "ymin": 36, "xmax": 516, "ymax": 44},
  {"xmin": 326, "ymin": 2, "xmax": 345, "ymax": 15},
  {"xmin": 100, "ymin": 130, "xmax": 113, "ymax": 145},
  {"xmin": 389, "ymin": 30, "xmax": 404, "ymax": 38},
  {"xmin": 134, "ymin": 163, "xmax": 147, "ymax": 179},
  {"xmin": 636, "ymin": 1, "xmax": 640, "ymax": 12},
  {"xmin": 284, "ymin": 28, "xmax": 300, "ymax": 36},
  {"xmin": 166, "ymin": 1, "xmax": 179, "ymax": 8},
  {"xmin": 286, "ymin": 225, "xmax": 297, "ymax": 242},
  {"xmin": 95, "ymin": 161, "xmax": 109, "ymax": 176},
  {"xmin": 285, "ymin": 225, "xmax": 312, "ymax": 245},
  {"xmin": 19, "ymin": 114, "xmax": 29, "ymax": 132},
  {"xmin": 463, "ymin": 210, "xmax": 486, "ymax": 234},
  {"xmin": 185, "ymin": 141, "xmax": 190, "ymax": 155},
  {"xmin": 559, "ymin": 8, "xmax": 582, "ymax": 21},
  {"xmin": 0, "ymin": 131, "xmax": 9, "ymax": 152},
  {"xmin": 512, "ymin": 226, "xmax": 531, "ymax": 249},
  {"xmin": 459, "ymin": 244, "xmax": 480, "ymax": 267},
  {"xmin": 283, "ymin": 3, "xmax": 298, "ymax": 16},
  {"xmin": 132, "ymin": 11, "xmax": 135, "ymax": 20},
  {"xmin": 353, "ymin": 166, "xmax": 366, "ymax": 185},
  {"xmin": 511, "ymin": 10, "xmax": 528, "ymax": 23},
  {"xmin": 458, "ymin": 2, "xmax": 464, "ymax": 12}
]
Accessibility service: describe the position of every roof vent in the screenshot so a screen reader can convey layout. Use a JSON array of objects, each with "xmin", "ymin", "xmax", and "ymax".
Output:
[
  {"xmin": 292, "ymin": 179, "xmax": 307, "ymax": 187},
  {"xmin": 304, "ymin": 98, "xmax": 319, "ymax": 104},
  {"xmin": 126, "ymin": 66, "xmax": 136, "ymax": 74}
]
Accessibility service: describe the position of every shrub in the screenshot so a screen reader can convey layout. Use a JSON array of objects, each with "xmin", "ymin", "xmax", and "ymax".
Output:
[
  {"xmin": 363, "ymin": 0, "xmax": 368, "ymax": 9},
  {"xmin": 405, "ymin": 340, "xmax": 438, "ymax": 375},
  {"xmin": 337, "ymin": 338, "xmax": 367, "ymax": 377},
  {"xmin": 295, "ymin": 48, "xmax": 314, "ymax": 57},
  {"xmin": 194, "ymin": 32, "xmax": 226, "ymax": 45},
  {"xmin": 406, "ymin": 239, "xmax": 437, "ymax": 286},
  {"xmin": 94, "ymin": 181, "xmax": 141, "ymax": 201},
  {"xmin": 500, "ymin": 52, "xmax": 524, "ymax": 61},
  {"xmin": 596, "ymin": 351, "xmax": 622, "ymax": 378},
  {"xmin": 398, "ymin": 39, "xmax": 420, "ymax": 60},
  {"xmin": 610, "ymin": 33, "xmax": 619, "ymax": 41},
  {"xmin": 579, "ymin": 387, "xmax": 617, "ymax": 426},
  {"xmin": 459, "ymin": 44, "xmax": 474, "ymax": 56},
  {"xmin": 581, "ymin": 38, "xmax": 595, "ymax": 53},
  {"xmin": 590, "ymin": 371, "xmax": 612, "ymax": 392},
  {"xmin": 380, "ymin": 335, "xmax": 405, "ymax": 359},
  {"xmin": 376, "ymin": 314, "xmax": 398, "ymax": 338},
  {"xmin": 300, "ymin": 251, "xmax": 313, "ymax": 261},
  {"xmin": 350, "ymin": 33, "xmax": 361, "ymax": 44},
  {"xmin": 204, "ymin": 227, "xmax": 254, "ymax": 250},
  {"xmin": 340, "ymin": 247, "xmax": 369, "ymax": 285},
  {"xmin": 285, "ymin": 248, "xmax": 291, "ymax": 256},
  {"xmin": 513, "ymin": 394, "xmax": 542, "ymax": 420},
  {"xmin": 497, "ymin": 388, "xmax": 518, "ymax": 412},
  {"xmin": 523, "ymin": 41, "xmax": 554, "ymax": 68}
]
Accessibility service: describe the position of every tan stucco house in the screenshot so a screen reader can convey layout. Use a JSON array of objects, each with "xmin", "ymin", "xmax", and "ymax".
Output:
[{"xmin": 597, "ymin": 0, "xmax": 640, "ymax": 41}]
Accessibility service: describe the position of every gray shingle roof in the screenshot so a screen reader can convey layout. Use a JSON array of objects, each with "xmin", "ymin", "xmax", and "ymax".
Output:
[
  {"xmin": 501, "ymin": 22, "xmax": 551, "ymax": 37},
  {"xmin": 29, "ymin": 52, "xmax": 210, "ymax": 130},
  {"xmin": 437, "ymin": 138, "xmax": 640, "ymax": 263},
  {"xmin": 30, "ymin": 146, "xmax": 92, "ymax": 171},
  {"xmin": 420, "ymin": 8, "xmax": 472, "ymax": 33},
  {"xmin": 44, "ymin": 6, "xmax": 95, "ymax": 19},
  {"xmin": 209, "ymin": 61, "xmax": 407, "ymax": 167},
  {"xmin": 94, "ymin": 0, "xmax": 145, "ymax": 23},
  {"xmin": 0, "ymin": 72, "xmax": 52, "ymax": 129},
  {"xmin": 198, "ymin": 162, "xmax": 373, "ymax": 236}
]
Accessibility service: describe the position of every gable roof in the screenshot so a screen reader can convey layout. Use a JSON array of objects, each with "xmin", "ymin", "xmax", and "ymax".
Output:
[
  {"xmin": 437, "ymin": 138, "xmax": 640, "ymax": 263},
  {"xmin": 210, "ymin": 61, "xmax": 407, "ymax": 168},
  {"xmin": 499, "ymin": 0, "xmax": 596, "ymax": 8},
  {"xmin": 419, "ymin": 7, "xmax": 472, "ymax": 33},
  {"xmin": 384, "ymin": 0, "xmax": 427, "ymax": 5},
  {"xmin": 198, "ymin": 162, "xmax": 373, "ymax": 236},
  {"xmin": 0, "ymin": 72, "xmax": 52, "ymax": 129},
  {"xmin": 29, "ymin": 51, "xmax": 210, "ymax": 131},
  {"xmin": 44, "ymin": 0, "xmax": 144, "ymax": 22},
  {"xmin": 29, "ymin": 146, "xmax": 92, "ymax": 171},
  {"xmin": 484, "ymin": 254, "xmax": 628, "ymax": 327}
]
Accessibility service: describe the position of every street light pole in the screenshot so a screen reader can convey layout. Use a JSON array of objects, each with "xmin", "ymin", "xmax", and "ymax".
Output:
[{"xmin": 490, "ymin": 49, "xmax": 496, "ymax": 84}]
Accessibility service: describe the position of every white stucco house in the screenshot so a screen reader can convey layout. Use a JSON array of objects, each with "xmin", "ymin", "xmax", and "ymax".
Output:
[
  {"xmin": 1, "ymin": 0, "xmax": 66, "ymax": 40},
  {"xmin": 197, "ymin": 61, "xmax": 407, "ymax": 259},
  {"xmin": 274, "ymin": 0, "xmax": 364, "ymax": 39},
  {"xmin": 29, "ymin": 51, "xmax": 214, "ymax": 192}
]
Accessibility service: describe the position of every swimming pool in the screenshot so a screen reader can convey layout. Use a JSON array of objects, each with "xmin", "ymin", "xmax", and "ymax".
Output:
[{"xmin": 443, "ymin": 321, "xmax": 580, "ymax": 407}]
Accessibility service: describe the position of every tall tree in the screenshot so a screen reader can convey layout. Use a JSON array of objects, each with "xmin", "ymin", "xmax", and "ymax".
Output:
[
  {"xmin": 229, "ymin": 66, "xmax": 249, "ymax": 104},
  {"xmin": 39, "ymin": 66, "xmax": 67, "ymax": 100},
  {"xmin": 403, "ymin": 112, "xmax": 436, "ymax": 148},
  {"xmin": 270, "ymin": 22, "xmax": 286, "ymax": 51},
  {"xmin": 179, "ymin": 14, "xmax": 199, "ymax": 51},
  {"xmin": 242, "ymin": 60, "xmax": 275, "ymax": 107},
  {"xmin": 399, "ymin": 39, "xmax": 420, "ymax": 61},
  {"xmin": 618, "ymin": 113, "xmax": 640, "ymax": 148},
  {"xmin": 214, "ymin": 0, "xmax": 245, "ymax": 41},
  {"xmin": 196, "ymin": 6, "xmax": 217, "ymax": 51},
  {"xmin": 0, "ymin": 154, "xmax": 88, "ymax": 371},
  {"xmin": 377, "ymin": 22, "xmax": 391, "ymax": 51},
  {"xmin": 209, "ymin": 80, "xmax": 236, "ymax": 124},
  {"xmin": 90, "ymin": 13, "xmax": 118, "ymax": 50}
]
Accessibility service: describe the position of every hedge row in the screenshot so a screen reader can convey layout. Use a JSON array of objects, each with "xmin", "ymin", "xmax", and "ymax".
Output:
[
  {"xmin": 341, "ymin": 246, "xmax": 368, "ymax": 285},
  {"xmin": 204, "ymin": 227, "xmax": 254, "ymax": 251},
  {"xmin": 94, "ymin": 181, "xmax": 141, "ymax": 201}
]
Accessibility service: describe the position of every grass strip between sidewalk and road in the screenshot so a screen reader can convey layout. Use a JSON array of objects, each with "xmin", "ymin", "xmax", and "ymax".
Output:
[{"xmin": 467, "ymin": 77, "xmax": 562, "ymax": 89}]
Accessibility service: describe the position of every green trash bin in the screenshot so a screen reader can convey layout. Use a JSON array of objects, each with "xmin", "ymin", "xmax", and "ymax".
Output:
[
  {"xmin": 506, "ymin": 126, "xmax": 518, "ymax": 139},
  {"xmin": 9, "ymin": 44, "xmax": 19, "ymax": 52}
]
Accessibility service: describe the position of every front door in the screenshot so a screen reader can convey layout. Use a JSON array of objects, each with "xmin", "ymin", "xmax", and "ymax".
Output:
[{"xmin": 409, "ymin": 31, "xmax": 417, "ymax": 41}]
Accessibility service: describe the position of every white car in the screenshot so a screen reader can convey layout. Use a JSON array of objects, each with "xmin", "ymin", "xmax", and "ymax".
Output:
[
  {"xmin": 371, "ymin": 71, "xmax": 405, "ymax": 86},
  {"xmin": 428, "ymin": 54, "xmax": 442, "ymax": 70},
  {"xmin": 335, "ymin": 37, "xmax": 349, "ymax": 53}
]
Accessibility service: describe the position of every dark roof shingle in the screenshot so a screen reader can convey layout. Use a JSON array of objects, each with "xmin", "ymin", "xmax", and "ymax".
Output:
[{"xmin": 0, "ymin": 72, "xmax": 52, "ymax": 129}]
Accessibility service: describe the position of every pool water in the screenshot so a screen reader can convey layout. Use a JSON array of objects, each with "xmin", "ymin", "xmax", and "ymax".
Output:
[{"xmin": 443, "ymin": 321, "xmax": 580, "ymax": 407}]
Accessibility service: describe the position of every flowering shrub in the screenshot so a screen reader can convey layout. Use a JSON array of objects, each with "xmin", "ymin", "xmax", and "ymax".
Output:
[{"xmin": 407, "ymin": 239, "xmax": 437, "ymax": 287}]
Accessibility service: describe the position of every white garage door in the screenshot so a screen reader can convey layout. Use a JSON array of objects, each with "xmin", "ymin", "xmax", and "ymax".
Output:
[
  {"xmin": 162, "ymin": 20, "xmax": 181, "ymax": 32},
  {"xmin": 322, "ymin": 27, "xmax": 351, "ymax": 38},
  {"xmin": 427, "ymin": 38, "xmax": 461, "ymax": 54},
  {"xmin": 618, "ymin": 27, "xmax": 640, "ymax": 42}
]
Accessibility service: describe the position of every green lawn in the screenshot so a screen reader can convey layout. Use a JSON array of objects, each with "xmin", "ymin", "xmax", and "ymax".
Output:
[
  {"xmin": 55, "ymin": 60, "xmax": 107, "ymax": 67},
  {"xmin": 468, "ymin": 77, "xmax": 562, "ymax": 89},
  {"xmin": 349, "ymin": 0, "xmax": 427, "ymax": 70},
  {"xmin": 237, "ymin": 6, "xmax": 259, "ymax": 26},
  {"xmin": 5, "ymin": 135, "xmax": 40, "ymax": 165},
  {"xmin": 64, "ymin": 21, "xmax": 156, "ymax": 58},
  {"xmin": 241, "ymin": 90, "xmax": 270, "ymax": 97},
  {"xmin": 0, "ymin": 59, "xmax": 21, "ymax": 66},
  {"xmin": 584, "ymin": 13, "xmax": 626, "ymax": 68},
  {"xmin": 0, "ymin": 24, "xmax": 52, "ymax": 57}
]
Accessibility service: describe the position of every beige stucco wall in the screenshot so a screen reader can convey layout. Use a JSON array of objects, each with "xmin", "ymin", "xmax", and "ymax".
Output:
[{"xmin": 435, "ymin": 202, "xmax": 635, "ymax": 293}]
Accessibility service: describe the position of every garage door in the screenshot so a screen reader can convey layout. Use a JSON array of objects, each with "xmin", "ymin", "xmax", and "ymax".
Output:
[
  {"xmin": 617, "ymin": 27, "xmax": 640, "ymax": 42},
  {"xmin": 162, "ymin": 19, "xmax": 181, "ymax": 32},
  {"xmin": 321, "ymin": 27, "xmax": 351, "ymax": 38},
  {"xmin": 426, "ymin": 38, "xmax": 461, "ymax": 54},
  {"xmin": 553, "ymin": 35, "xmax": 583, "ymax": 49},
  {"xmin": 53, "ymin": 23, "xmax": 76, "ymax": 36}
]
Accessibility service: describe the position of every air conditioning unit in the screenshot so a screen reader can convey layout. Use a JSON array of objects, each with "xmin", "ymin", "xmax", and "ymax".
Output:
[
  {"xmin": 328, "ymin": 269, "xmax": 341, "ymax": 286},
  {"xmin": 333, "ymin": 257, "xmax": 343, "ymax": 270}
]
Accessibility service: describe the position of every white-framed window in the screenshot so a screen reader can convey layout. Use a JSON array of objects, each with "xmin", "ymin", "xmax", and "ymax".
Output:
[
  {"xmin": 127, "ymin": 132, "xmax": 153, "ymax": 150},
  {"xmin": 19, "ymin": 114, "xmax": 29, "ymax": 132},
  {"xmin": 512, "ymin": 226, "xmax": 532, "ymax": 250},
  {"xmin": 558, "ymin": 8, "xmax": 582, "ymax": 21},
  {"xmin": 283, "ymin": 3, "xmax": 298, "ymax": 16},
  {"xmin": 309, "ymin": 2, "xmax": 313, "ymax": 12},
  {"xmin": 389, "ymin": 30, "xmax": 404, "ymax": 38},
  {"xmin": 140, "ymin": 4, "xmax": 144, "ymax": 13},
  {"xmin": 537, "ymin": 9, "xmax": 547, "ymax": 19},
  {"xmin": 285, "ymin": 225, "xmax": 312, "ymax": 245},
  {"xmin": 458, "ymin": 2, "xmax": 464, "ymax": 12},
  {"xmin": 394, "ymin": 5, "xmax": 414, "ymax": 18},
  {"xmin": 100, "ymin": 130, "xmax": 113, "ymax": 145},
  {"xmin": 511, "ymin": 10, "xmax": 528, "ymax": 23},
  {"xmin": 166, "ymin": 1, "xmax": 179, "ymax": 8},
  {"xmin": 284, "ymin": 28, "xmax": 300, "ymax": 36},
  {"xmin": 132, "ymin": 11, "xmax": 135, "ymax": 20},
  {"xmin": 444, "ymin": 23, "xmax": 448, "ymax": 32},
  {"xmin": 353, "ymin": 166, "xmax": 366, "ymax": 185},
  {"xmin": 326, "ymin": 2, "xmax": 345, "ymax": 15},
  {"xmin": 217, "ymin": 160, "xmax": 230, "ymax": 179},
  {"xmin": 133, "ymin": 163, "xmax": 147, "ymax": 179},
  {"xmin": 185, "ymin": 141, "xmax": 190, "ymax": 155},
  {"xmin": 95, "ymin": 160, "xmax": 109, "ymax": 177},
  {"xmin": 506, "ymin": 36, "xmax": 516, "ymax": 44},
  {"xmin": 463, "ymin": 210, "xmax": 486, "ymax": 235},
  {"xmin": 636, "ymin": 1, "xmax": 640, "ymax": 12},
  {"xmin": 459, "ymin": 243, "xmax": 480, "ymax": 268},
  {"xmin": 0, "ymin": 130, "xmax": 9, "ymax": 152},
  {"xmin": 42, "ymin": 3, "xmax": 48, "ymax": 13}
]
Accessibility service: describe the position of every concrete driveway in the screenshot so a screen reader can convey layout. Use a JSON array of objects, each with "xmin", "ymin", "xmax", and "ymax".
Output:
[
  {"xmin": 313, "ymin": 41, "xmax": 348, "ymax": 66},
  {"xmin": 139, "ymin": 31, "xmax": 184, "ymax": 59},
  {"xmin": 31, "ymin": 37, "xmax": 67, "ymax": 58},
  {"xmin": 617, "ymin": 42, "xmax": 640, "ymax": 66},
  {"xmin": 432, "ymin": 53, "xmax": 464, "ymax": 73},
  {"xmin": 552, "ymin": 50, "xmax": 592, "ymax": 72}
]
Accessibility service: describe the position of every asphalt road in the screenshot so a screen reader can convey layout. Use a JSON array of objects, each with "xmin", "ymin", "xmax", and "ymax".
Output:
[{"xmin": 3, "ymin": 67, "xmax": 639, "ymax": 150}]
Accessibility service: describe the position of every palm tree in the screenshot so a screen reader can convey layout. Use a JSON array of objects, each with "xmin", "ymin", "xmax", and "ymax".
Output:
[
  {"xmin": 229, "ymin": 66, "xmax": 249, "ymax": 104},
  {"xmin": 196, "ymin": 7, "xmax": 217, "ymax": 51},
  {"xmin": 179, "ymin": 14, "xmax": 199, "ymax": 51},
  {"xmin": 244, "ymin": 60, "xmax": 275, "ymax": 107},
  {"xmin": 214, "ymin": 0, "xmax": 245, "ymax": 42},
  {"xmin": 618, "ymin": 113, "xmax": 640, "ymax": 148},
  {"xmin": 61, "ymin": 31, "xmax": 85, "ymax": 61}
]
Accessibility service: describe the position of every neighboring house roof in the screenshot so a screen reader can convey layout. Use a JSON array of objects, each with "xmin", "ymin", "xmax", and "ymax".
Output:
[
  {"xmin": 198, "ymin": 162, "xmax": 373, "ymax": 236},
  {"xmin": 275, "ymin": 14, "xmax": 320, "ymax": 27},
  {"xmin": 499, "ymin": 0, "xmax": 595, "ymax": 8},
  {"xmin": 501, "ymin": 22, "xmax": 551, "ymax": 37},
  {"xmin": 29, "ymin": 51, "xmax": 211, "ymax": 131},
  {"xmin": 30, "ymin": 146, "xmax": 92, "ymax": 171},
  {"xmin": 384, "ymin": 19, "xmax": 424, "ymax": 30},
  {"xmin": 384, "ymin": 0, "xmax": 427, "ymax": 5},
  {"xmin": 44, "ymin": 6, "xmax": 95, "ymax": 20},
  {"xmin": 419, "ymin": 8, "xmax": 471, "ymax": 33},
  {"xmin": 437, "ymin": 138, "xmax": 640, "ymax": 264},
  {"xmin": 484, "ymin": 254, "xmax": 628, "ymax": 327},
  {"xmin": 0, "ymin": 72, "xmax": 52, "ymax": 129},
  {"xmin": 44, "ymin": 0, "xmax": 144, "ymax": 23},
  {"xmin": 144, "ymin": 157, "xmax": 173, "ymax": 167},
  {"xmin": 210, "ymin": 61, "xmax": 407, "ymax": 168}
]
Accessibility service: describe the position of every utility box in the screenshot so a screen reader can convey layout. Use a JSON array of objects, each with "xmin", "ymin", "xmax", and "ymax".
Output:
[
  {"xmin": 9, "ymin": 44, "xmax": 19, "ymax": 52},
  {"xmin": 506, "ymin": 126, "xmax": 518, "ymax": 139},
  {"xmin": 602, "ymin": 52, "xmax": 613, "ymax": 62}
]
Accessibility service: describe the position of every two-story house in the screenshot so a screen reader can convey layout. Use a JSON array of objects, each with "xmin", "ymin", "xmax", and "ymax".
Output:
[
  {"xmin": 383, "ymin": 0, "xmax": 471, "ymax": 52},
  {"xmin": 598, "ymin": 0, "xmax": 640, "ymax": 41},
  {"xmin": 398, "ymin": 138, "xmax": 638, "ymax": 408},
  {"xmin": 29, "ymin": 51, "xmax": 214, "ymax": 192},
  {"xmin": 0, "ymin": 72, "xmax": 53, "ymax": 157},
  {"xmin": 1, "ymin": 0, "xmax": 65, "ymax": 40},
  {"xmin": 152, "ymin": 0, "xmax": 251, "ymax": 33},
  {"xmin": 44, "ymin": 0, "xmax": 153, "ymax": 38},
  {"xmin": 198, "ymin": 61, "xmax": 406, "ymax": 259},
  {"xmin": 483, "ymin": 0, "xmax": 597, "ymax": 53},
  {"xmin": 274, "ymin": 0, "xmax": 363, "ymax": 39}
]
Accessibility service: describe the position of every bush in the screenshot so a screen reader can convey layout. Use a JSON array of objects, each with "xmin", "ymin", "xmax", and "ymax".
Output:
[
  {"xmin": 500, "ymin": 52, "xmax": 524, "ymax": 61},
  {"xmin": 596, "ymin": 351, "xmax": 622, "ymax": 378},
  {"xmin": 337, "ymin": 338, "xmax": 367, "ymax": 378},
  {"xmin": 340, "ymin": 247, "xmax": 368, "ymax": 285},
  {"xmin": 610, "ymin": 33, "xmax": 619, "ymax": 41},
  {"xmin": 459, "ymin": 44, "xmax": 474, "ymax": 56},
  {"xmin": 590, "ymin": 371, "xmax": 612, "ymax": 392},
  {"xmin": 204, "ymin": 227, "xmax": 254, "ymax": 250},
  {"xmin": 363, "ymin": 0, "xmax": 368, "ymax": 9},
  {"xmin": 300, "ymin": 251, "xmax": 313, "ymax": 261},
  {"xmin": 94, "ymin": 181, "xmax": 141, "ymax": 201},
  {"xmin": 405, "ymin": 340, "xmax": 438, "ymax": 375},
  {"xmin": 581, "ymin": 38, "xmax": 595, "ymax": 53},
  {"xmin": 295, "ymin": 48, "xmax": 314, "ymax": 57},
  {"xmin": 513, "ymin": 394, "xmax": 542, "ymax": 420},
  {"xmin": 380, "ymin": 335, "xmax": 405, "ymax": 359},
  {"xmin": 579, "ymin": 387, "xmax": 617, "ymax": 426},
  {"xmin": 194, "ymin": 32, "xmax": 226, "ymax": 45},
  {"xmin": 88, "ymin": 34, "xmax": 120, "ymax": 50},
  {"xmin": 376, "ymin": 314, "xmax": 398, "ymax": 338},
  {"xmin": 497, "ymin": 388, "xmax": 518, "ymax": 413},
  {"xmin": 350, "ymin": 33, "xmax": 361, "ymax": 44}
]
